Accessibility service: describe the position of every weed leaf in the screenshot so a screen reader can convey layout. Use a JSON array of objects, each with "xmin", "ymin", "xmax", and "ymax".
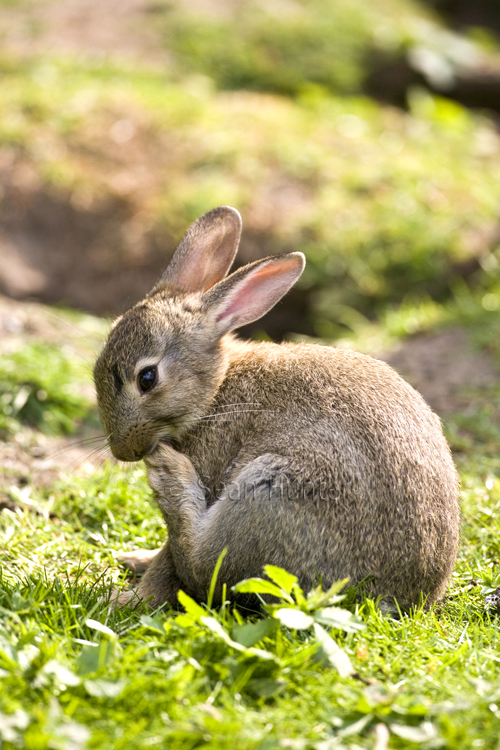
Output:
[
  {"xmin": 231, "ymin": 618, "xmax": 277, "ymax": 648},
  {"xmin": 274, "ymin": 608, "xmax": 314, "ymax": 630},
  {"xmin": 263, "ymin": 565, "xmax": 298, "ymax": 594},
  {"xmin": 313, "ymin": 623, "xmax": 353, "ymax": 677},
  {"xmin": 232, "ymin": 578, "xmax": 292, "ymax": 601}
]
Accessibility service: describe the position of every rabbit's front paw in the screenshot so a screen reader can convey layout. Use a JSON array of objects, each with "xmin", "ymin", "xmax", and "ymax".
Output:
[{"xmin": 144, "ymin": 443, "xmax": 199, "ymax": 501}]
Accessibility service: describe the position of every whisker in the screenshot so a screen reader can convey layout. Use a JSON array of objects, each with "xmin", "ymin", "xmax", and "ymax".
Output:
[
  {"xmin": 62, "ymin": 443, "xmax": 110, "ymax": 473},
  {"xmin": 196, "ymin": 409, "xmax": 275, "ymax": 421},
  {"xmin": 209, "ymin": 402, "xmax": 262, "ymax": 409},
  {"xmin": 71, "ymin": 361, "xmax": 96, "ymax": 377},
  {"xmin": 44, "ymin": 310, "xmax": 104, "ymax": 356},
  {"xmin": 89, "ymin": 452, "xmax": 113, "ymax": 484},
  {"xmin": 41, "ymin": 435, "xmax": 108, "ymax": 462},
  {"xmin": 59, "ymin": 345, "xmax": 94, "ymax": 368}
]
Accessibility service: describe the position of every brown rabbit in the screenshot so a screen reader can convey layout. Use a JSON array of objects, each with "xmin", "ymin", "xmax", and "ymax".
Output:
[{"xmin": 94, "ymin": 206, "xmax": 459, "ymax": 611}]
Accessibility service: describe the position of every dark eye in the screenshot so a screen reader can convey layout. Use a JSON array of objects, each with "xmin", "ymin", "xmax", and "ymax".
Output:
[{"xmin": 137, "ymin": 366, "xmax": 158, "ymax": 394}]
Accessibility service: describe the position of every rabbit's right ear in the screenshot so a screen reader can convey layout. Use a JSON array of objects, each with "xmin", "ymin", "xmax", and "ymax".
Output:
[
  {"xmin": 202, "ymin": 252, "xmax": 305, "ymax": 335},
  {"xmin": 151, "ymin": 206, "xmax": 242, "ymax": 295}
]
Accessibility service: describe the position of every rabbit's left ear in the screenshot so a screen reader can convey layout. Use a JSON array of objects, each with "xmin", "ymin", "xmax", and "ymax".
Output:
[
  {"xmin": 151, "ymin": 206, "xmax": 242, "ymax": 294},
  {"xmin": 202, "ymin": 252, "xmax": 305, "ymax": 335}
]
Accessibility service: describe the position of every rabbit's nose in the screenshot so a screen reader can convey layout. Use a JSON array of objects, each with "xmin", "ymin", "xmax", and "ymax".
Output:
[{"xmin": 108, "ymin": 439, "xmax": 146, "ymax": 462}]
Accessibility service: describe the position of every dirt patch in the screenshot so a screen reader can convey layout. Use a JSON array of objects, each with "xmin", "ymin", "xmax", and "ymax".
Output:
[
  {"xmin": 0, "ymin": 0, "xmax": 169, "ymax": 64},
  {"xmin": 0, "ymin": 182, "xmax": 164, "ymax": 317},
  {"xmin": 0, "ymin": 426, "xmax": 106, "ymax": 495},
  {"xmin": 380, "ymin": 327, "xmax": 499, "ymax": 414}
]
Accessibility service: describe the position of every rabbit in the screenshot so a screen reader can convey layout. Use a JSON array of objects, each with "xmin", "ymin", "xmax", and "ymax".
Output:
[{"xmin": 94, "ymin": 206, "xmax": 460, "ymax": 612}]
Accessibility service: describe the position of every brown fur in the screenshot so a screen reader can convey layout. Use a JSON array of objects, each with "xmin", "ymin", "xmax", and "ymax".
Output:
[{"xmin": 94, "ymin": 206, "xmax": 460, "ymax": 611}]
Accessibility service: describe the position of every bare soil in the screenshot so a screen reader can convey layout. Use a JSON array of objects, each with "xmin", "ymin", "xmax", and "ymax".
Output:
[
  {"xmin": 0, "ymin": 0, "xmax": 168, "ymax": 63},
  {"xmin": 381, "ymin": 327, "xmax": 499, "ymax": 414}
]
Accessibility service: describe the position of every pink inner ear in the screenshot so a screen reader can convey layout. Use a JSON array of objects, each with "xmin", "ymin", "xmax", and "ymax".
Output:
[{"xmin": 216, "ymin": 257, "xmax": 301, "ymax": 325}]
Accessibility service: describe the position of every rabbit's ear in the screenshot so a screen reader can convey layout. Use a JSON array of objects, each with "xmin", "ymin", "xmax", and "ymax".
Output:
[
  {"xmin": 203, "ymin": 252, "xmax": 305, "ymax": 334},
  {"xmin": 152, "ymin": 206, "xmax": 242, "ymax": 294}
]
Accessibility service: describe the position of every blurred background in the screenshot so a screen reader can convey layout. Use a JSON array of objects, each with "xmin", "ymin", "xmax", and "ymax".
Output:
[{"xmin": 1, "ymin": 0, "xmax": 500, "ymax": 345}]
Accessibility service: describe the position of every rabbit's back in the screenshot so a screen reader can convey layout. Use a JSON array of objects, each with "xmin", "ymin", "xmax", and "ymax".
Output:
[
  {"xmin": 184, "ymin": 339, "xmax": 457, "ymax": 494},
  {"xmin": 180, "ymin": 340, "xmax": 459, "ymax": 607}
]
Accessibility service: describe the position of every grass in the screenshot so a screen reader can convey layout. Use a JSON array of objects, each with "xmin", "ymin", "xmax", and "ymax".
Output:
[
  {"xmin": 1, "ymin": 299, "xmax": 500, "ymax": 748},
  {"xmin": 0, "ymin": 342, "xmax": 95, "ymax": 438}
]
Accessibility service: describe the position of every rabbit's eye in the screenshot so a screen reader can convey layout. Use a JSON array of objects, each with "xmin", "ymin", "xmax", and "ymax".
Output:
[{"xmin": 137, "ymin": 366, "xmax": 158, "ymax": 394}]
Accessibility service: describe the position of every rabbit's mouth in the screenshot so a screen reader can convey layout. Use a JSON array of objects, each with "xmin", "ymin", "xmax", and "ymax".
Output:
[
  {"xmin": 154, "ymin": 423, "xmax": 181, "ymax": 450},
  {"xmin": 158, "ymin": 435, "xmax": 181, "ymax": 449},
  {"xmin": 139, "ymin": 438, "xmax": 175, "ymax": 460}
]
